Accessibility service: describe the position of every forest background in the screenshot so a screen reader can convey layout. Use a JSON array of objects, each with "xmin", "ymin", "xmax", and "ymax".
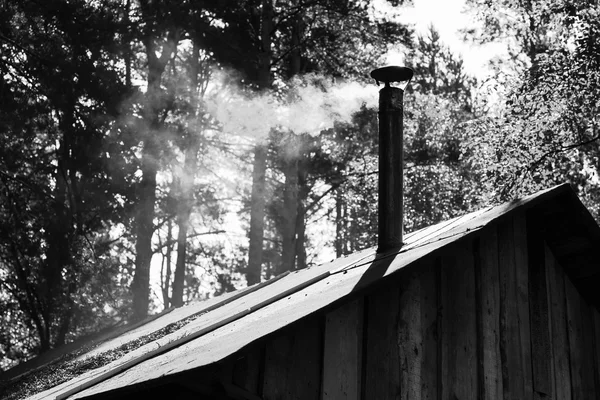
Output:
[{"xmin": 1, "ymin": 0, "xmax": 599, "ymax": 370}]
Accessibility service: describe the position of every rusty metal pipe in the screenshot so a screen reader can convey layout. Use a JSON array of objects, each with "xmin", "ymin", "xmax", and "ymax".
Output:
[{"xmin": 371, "ymin": 66, "xmax": 413, "ymax": 253}]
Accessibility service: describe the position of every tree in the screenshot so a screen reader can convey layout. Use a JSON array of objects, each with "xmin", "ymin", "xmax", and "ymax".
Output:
[
  {"xmin": 0, "ymin": 0, "xmax": 131, "ymax": 357},
  {"xmin": 129, "ymin": 0, "xmax": 181, "ymax": 321},
  {"xmin": 170, "ymin": 42, "xmax": 214, "ymax": 308},
  {"xmin": 464, "ymin": 0, "xmax": 600, "ymax": 219},
  {"xmin": 463, "ymin": 0, "xmax": 557, "ymax": 74},
  {"xmin": 410, "ymin": 26, "xmax": 476, "ymax": 110}
]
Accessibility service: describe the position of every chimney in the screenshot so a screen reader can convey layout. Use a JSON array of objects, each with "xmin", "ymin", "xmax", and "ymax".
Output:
[{"xmin": 370, "ymin": 66, "xmax": 413, "ymax": 253}]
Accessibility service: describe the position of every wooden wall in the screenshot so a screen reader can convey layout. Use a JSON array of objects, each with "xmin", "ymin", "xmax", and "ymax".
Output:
[{"xmin": 207, "ymin": 212, "xmax": 600, "ymax": 400}]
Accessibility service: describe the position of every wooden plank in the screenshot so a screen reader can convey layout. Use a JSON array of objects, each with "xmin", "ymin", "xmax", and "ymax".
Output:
[
  {"xmin": 232, "ymin": 345, "xmax": 263, "ymax": 394},
  {"xmin": 498, "ymin": 218, "xmax": 517, "ymax": 400},
  {"xmin": 526, "ymin": 214, "xmax": 552, "ymax": 397},
  {"xmin": 565, "ymin": 273, "xmax": 584, "ymax": 400},
  {"xmin": 439, "ymin": 255, "xmax": 449, "ymax": 400},
  {"xmin": 360, "ymin": 262, "xmax": 438, "ymax": 400},
  {"xmin": 361, "ymin": 260, "xmax": 437, "ymax": 400},
  {"xmin": 440, "ymin": 240, "xmax": 477, "ymax": 400},
  {"xmin": 362, "ymin": 285, "xmax": 401, "ymax": 399},
  {"xmin": 565, "ymin": 276, "xmax": 585, "ymax": 400},
  {"xmin": 476, "ymin": 228, "xmax": 503, "ymax": 400},
  {"xmin": 420, "ymin": 261, "xmax": 438, "ymax": 400},
  {"xmin": 563, "ymin": 270, "xmax": 597, "ymax": 399},
  {"xmin": 398, "ymin": 267, "xmax": 423, "ymax": 400},
  {"xmin": 513, "ymin": 213, "xmax": 534, "ymax": 398},
  {"xmin": 579, "ymin": 299, "xmax": 596, "ymax": 398},
  {"xmin": 262, "ymin": 318, "xmax": 322, "ymax": 400},
  {"xmin": 322, "ymin": 298, "xmax": 363, "ymax": 400},
  {"xmin": 592, "ymin": 309, "xmax": 600, "ymax": 395},
  {"xmin": 498, "ymin": 215, "xmax": 533, "ymax": 399},
  {"xmin": 545, "ymin": 245, "xmax": 571, "ymax": 400}
]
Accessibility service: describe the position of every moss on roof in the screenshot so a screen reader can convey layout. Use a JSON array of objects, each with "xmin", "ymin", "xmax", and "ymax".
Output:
[{"xmin": 0, "ymin": 311, "xmax": 205, "ymax": 400}]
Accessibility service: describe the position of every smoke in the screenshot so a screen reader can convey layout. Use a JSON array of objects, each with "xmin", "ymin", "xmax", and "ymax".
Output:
[{"xmin": 206, "ymin": 71, "xmax": 378, "ymax": 142}]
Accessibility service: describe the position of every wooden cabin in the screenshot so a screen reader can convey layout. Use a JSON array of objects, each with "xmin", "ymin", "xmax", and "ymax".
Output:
[{"xmin": 3, "ymin": 183, "xmax": 600, "ymax": 400}]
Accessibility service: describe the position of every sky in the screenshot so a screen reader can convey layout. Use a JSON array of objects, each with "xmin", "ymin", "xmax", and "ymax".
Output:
[{"xmin": 384, "ymin": 0, "xmax": 507, "ymax": 79}]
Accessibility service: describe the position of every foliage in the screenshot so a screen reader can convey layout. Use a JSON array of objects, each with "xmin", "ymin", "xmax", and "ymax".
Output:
[
  {"xmin": 409, "ymin": 26, "xmax": 476, "ymax": 109},
  {"xmin": 464, "ymin": 0, "xmax": 600, "ymax": 220},
  {"xmin": 0, "ymin": 0, "xmax": 131, "ymax": 363},
  {"xmin": 463, "ymin": 0, "xmax": 560, "ymax": 72}
]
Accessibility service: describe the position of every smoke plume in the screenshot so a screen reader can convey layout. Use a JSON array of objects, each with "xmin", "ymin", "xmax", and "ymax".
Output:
[{"xmin": 206, "ymin": 72, "xmax": 378, "ymax": 141}]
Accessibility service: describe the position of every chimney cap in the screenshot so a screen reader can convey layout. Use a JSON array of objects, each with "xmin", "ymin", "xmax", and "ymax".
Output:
[{"xmin": 370, "ymin": 66, "xmax": 414, "ymax": 87}]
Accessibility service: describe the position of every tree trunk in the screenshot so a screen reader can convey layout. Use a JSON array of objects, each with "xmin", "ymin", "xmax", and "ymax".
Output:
[
  {"xmin": 247, "ymin": 145, "xmax": 268, "ymax": 285},
  {"xmin": 42, "ymin": 107, "xmax": 76, "ymax": 350},
  {"xmin": 131, "ymin": 135, "xmax": 158, "ymax": 321},
  {"xmin": 161, "ymin": 217, "xmax": 173, "ymax": 309},
  {"xmin": 131, "ymin": 29, "xmax": 178, "ymax": 322},
  {"xmin": 54, "ymin": 294, "xmax": 74, "ymax": 347},
  {"xmin": 172, "ymin": 210, "xmax": 189, "ymax": 307},
  {"xmin": 295, "ymin": 159, "xmax": 308, "ymax": 270},
  {"xmin": 280, "ymin": 156, "xmax": 299, "ymax": 274},
  {"xmin": 11, "ymin": 245, "xmax": 47, "ymax": 352},
  {"xmin": 350, "ymin": 206, "xmax": 359, "ymax": 253},
  {"xmin": 335, "ymin": 188, "xmax": 344, "ymax": 257},
  {"xmin": 295, "ymin": 205, "xmax": 306, "ymax": 269},
  {"xmin": 246, "ymin": 0, "xmax": 273, "ymax": 286},
  {"xmin": 172, "ymin": 41, "xmax": 202, "ymax": 307},
  {"xmin": 278, "ymin": 7, "xmax": 304, "ymax": 274}
]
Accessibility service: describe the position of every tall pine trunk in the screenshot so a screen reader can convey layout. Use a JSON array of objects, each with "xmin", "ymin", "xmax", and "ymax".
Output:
[
  {"xmin": 247, "ymin": 145, "xmax": 268, "ymax": 284},
  {"xmin": 246, "ymin": 0, "xmax": 273, "ymax": 286},
  {"xmin": 295, "ymin": 159, "xmax": 308, "ymax": 270},
  {"xmin": 335, "ymin": 188, "xmax": 345, "ymax": 257},
  {"xmin": 280, "ymin": 155, "xmax": 298, "ymax": 274},
  {"xmin": 278, "ymin": 8, "xmax": 303, "ymax": 275},
  {"xmin": 42, "ymin": 107, "xmax": 76, "ymax": 351},
  {"xmin": 131, "ymin": 111, "xmax": 159, "ymax": 321},
  {"xmin": 131, "ymin": 27, "xmax": 178, "ymax": 322},
  {"xmin": 161, "ymin": 217, "xmax": 173, "ymax": 309},
  {"xmin": 172, "ymin": 209, "xmax": 190, "ymax": 307},
  {"xmin": 172, "ymin": 41, "xmax": 202, "ymax": 308}
]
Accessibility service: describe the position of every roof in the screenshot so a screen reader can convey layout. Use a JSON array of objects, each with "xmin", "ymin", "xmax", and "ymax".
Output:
[{"xmin": 3, "ymin": 183, "xmax": 600, "ymax": 400}]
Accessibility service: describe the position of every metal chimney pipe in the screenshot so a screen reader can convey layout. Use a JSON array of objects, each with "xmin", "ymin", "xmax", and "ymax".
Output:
[{"xmin": 370, "ymin": 66, "xmax": 413, "ymax": 253}]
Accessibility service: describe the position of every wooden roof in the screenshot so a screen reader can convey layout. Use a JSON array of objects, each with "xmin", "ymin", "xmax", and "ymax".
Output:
[{"xmin": 5, "ymin": 183, "xmax": 600, "ymax": 400}]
